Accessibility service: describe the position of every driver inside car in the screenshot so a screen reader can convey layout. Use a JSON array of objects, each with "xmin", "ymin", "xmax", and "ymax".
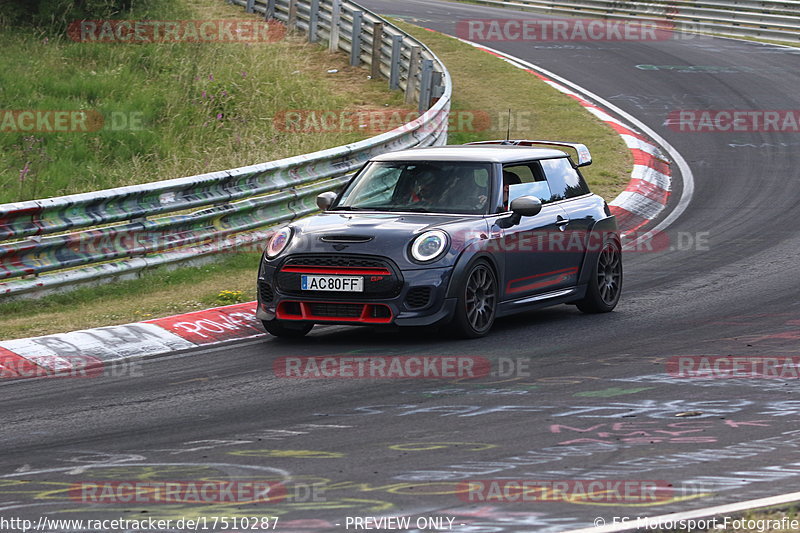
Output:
[{"xmin": 405, "ymin": 169, "xmax": 439, "ymax": 206}]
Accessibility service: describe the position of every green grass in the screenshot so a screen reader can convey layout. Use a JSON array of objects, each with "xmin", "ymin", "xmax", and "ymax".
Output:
[
  {"xmin": 0, "ymin": 13, "xmax": 631, "ymax": 340},
  {"xmin": 0, "ymin": 0, "xmax": 403, "ymax": 203}
]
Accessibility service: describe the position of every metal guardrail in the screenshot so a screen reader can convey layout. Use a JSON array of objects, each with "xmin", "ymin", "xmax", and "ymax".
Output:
[
  {"xmin": 0, "ymin": 0, "xmax": 451, "ymax": 298},
  {"xmin": 459, "ymin": 0, "xmax": 800, "ymax": 42}
]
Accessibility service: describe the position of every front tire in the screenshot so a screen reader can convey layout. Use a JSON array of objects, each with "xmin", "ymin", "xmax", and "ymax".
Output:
[
  {"xmin": 453, "ymin": 261, "xmax": 498, "ymax": 338},
  {"xmin": 261, "ymin": 319, "xmax": 313, "ymax": 338},
  {"xmin": 576, "ymin": 239, "xmax": 622, "ymax": 313}
]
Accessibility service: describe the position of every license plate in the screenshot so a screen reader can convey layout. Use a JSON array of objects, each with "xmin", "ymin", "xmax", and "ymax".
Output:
[{"xmin": 301, "ymin": 275, "xmax": 364, "ymax": 292}]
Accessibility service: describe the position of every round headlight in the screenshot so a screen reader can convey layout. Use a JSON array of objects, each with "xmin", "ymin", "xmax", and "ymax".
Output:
[
  {"xmin": 266, "ymin": 227, "xmax": 292, "ymax": 259},
  {"xmin": 410, "ymin": 230, "xmax": 449, "ymax": 263}
]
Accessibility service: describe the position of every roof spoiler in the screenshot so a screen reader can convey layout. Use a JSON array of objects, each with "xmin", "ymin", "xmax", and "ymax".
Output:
[{"xmin": 466, "ymin": 140, "xmax": 592, "ymax": 167}]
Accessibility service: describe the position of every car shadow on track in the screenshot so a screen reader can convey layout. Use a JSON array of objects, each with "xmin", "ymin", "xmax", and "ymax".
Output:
[{"xmin": 260, "ymin": 304, "xmax": 614, "ymax": 349}]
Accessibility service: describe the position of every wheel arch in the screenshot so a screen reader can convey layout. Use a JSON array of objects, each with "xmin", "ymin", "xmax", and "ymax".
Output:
[
  {"xmin": 445, "ymin": 249, "xmax": 501, "ymax": 300},
  {"xmin": 577, "ymin": 215, "xmax": 620, "ymax": 286}
]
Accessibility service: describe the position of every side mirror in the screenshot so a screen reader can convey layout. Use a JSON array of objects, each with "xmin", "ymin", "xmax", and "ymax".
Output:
[
  {"xmin": 499, "ymin": 196, "xmax": 542, "ymax": 228},
  {"xmin": 316, "ymin": 191, "xmax": 338, "ymax": 210},
  {"xmin": 510, "ymin": 195, "xmax": 542, "ymax": 217}
]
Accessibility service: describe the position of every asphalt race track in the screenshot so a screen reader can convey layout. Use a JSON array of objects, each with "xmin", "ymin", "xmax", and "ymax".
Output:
[{"xmin": 2, "ymin": 0, "xmax": 800, "ymax": 531}]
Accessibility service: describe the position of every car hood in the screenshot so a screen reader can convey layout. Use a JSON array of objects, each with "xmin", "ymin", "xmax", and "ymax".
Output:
[{"xmin": 281, "ymin": 212, "xmax": 489, "ymax": 269}]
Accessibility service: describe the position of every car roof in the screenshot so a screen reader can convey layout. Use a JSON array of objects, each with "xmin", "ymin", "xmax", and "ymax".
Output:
[{"xmin": 370, "ymin": 145, "xmax": 570, "ymax": 164}]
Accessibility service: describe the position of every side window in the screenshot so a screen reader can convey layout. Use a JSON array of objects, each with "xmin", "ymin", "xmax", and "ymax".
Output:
[
  {"xmin": 502, "ymin": 163, "xmax": 552, "ymax": 208},
  {"xmin": 539, "ymin": 157, "xmax": 590, "ymax": 201}
]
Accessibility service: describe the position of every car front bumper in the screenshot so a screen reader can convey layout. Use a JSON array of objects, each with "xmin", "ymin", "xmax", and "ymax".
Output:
[{"xmin": 257, "ymin": 263, "xmax": 456, "ymax": 327}]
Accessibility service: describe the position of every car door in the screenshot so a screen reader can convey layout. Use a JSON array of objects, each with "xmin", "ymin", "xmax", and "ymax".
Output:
[
  {"xmin": 538, "ymin": 156, "xmax": 596, "ymax": 277},
  {"xmin": 488, "ymin": 162, "xmax": 576, "ymax": 301}
]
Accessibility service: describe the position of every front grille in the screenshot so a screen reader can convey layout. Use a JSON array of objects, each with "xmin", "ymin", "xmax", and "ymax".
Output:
[
  {"xmin": 276, "ymin": 254, "xmax": 402, "ymax": 299},
  {"xmin": 284, "ymin": 255, "xmax": 387, "ymax": 269},
  {"xmin": 309, "ymin": 302, "xmax": 362, "ymax": 318},
  {"xmin": 405, "ymin": 287, "xmax": 432, "ymax": 309}
]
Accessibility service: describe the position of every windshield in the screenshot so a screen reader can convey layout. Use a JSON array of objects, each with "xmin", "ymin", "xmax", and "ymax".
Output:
[{"xmin": 334, "ymin": 161, "xmax": 493, "ymax": 215}]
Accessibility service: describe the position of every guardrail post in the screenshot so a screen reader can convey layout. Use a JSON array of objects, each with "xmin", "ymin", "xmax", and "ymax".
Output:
[
  {"xmin": 350, "ymin": 11, "xmax": 363, "ymax": 66},
  {"xmin": 404, "ymin": 45, "xmax": 420, "ymax": 105},
  {"xmin": 309, "ymin": 0, "xmax": 320, "ymax": 42},
  {"xmin": 418, "ymin": 59, "xmax": 433, "ymax": 114},
  {"xmin": 246, "ymin": 0, "xmax": 255, "ymax": 13},
  {"xmin": 265, "ymin": 0, "xmax": 276, "ymax": 20},
  {"xmin": 328, "ymin": 0, "xmax": 342, "ymax": 52},
  {"xmin": 389, "ymin": 34, "xmax": 402, "ymax": 90},
  {"xmin": 288, "ymin": 0, "xmax": 298, "ymax": 30},
  {"xmin": 430, "ymin": 71, "xmax": 443, "ymax": 105},
  {"xmin": 370, "ymin": 22, "xmax": 384, "ymax": 79}
]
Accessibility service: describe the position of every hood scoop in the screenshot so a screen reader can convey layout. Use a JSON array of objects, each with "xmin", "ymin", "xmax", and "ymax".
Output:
[{"xmin": 320, "ymin": 235, "xmax": 374, "ymax": 243}]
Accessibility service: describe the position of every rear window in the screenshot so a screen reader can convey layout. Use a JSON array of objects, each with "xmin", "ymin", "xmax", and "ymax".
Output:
[
  {"xmin": 503, "ymin": 163, "xmax": 552, "ymax": 209},
  {"xmin": 540, "ymin": 157, "xmax": 590, "ymax": 201}
]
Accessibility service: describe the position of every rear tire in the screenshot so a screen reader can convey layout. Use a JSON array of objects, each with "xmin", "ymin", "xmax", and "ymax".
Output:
[
  {"xmin": 261, "ymin": 319, "xmax": 313, "ymax": 338},
  {"xmin": 576, "ymin": 239, "xmax": 622, "ymax": 313},
  {"xmin": 453, "ymin": 260, "xmax": 498, "ymax": 338}
]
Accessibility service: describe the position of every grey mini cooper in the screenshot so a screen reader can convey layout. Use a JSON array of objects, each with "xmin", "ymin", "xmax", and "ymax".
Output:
[{"xmin": 256, "ymin": 140, "xmax": 622, "ymax": 338}]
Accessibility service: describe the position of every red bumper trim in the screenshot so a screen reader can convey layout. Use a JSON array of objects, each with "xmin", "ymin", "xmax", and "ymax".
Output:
[{"xmin": 276, "ymin": 300, "xmax": 393, "ymax": 324}]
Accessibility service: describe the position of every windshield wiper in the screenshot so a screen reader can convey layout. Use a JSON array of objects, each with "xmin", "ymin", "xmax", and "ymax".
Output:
[
  {"xmin": 336, "ymin": 205, "xmax": 434, "ymax": 213},
  {"xmin": 331, "ymin": 206, "xmax": 369, "ymax": 211}
]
